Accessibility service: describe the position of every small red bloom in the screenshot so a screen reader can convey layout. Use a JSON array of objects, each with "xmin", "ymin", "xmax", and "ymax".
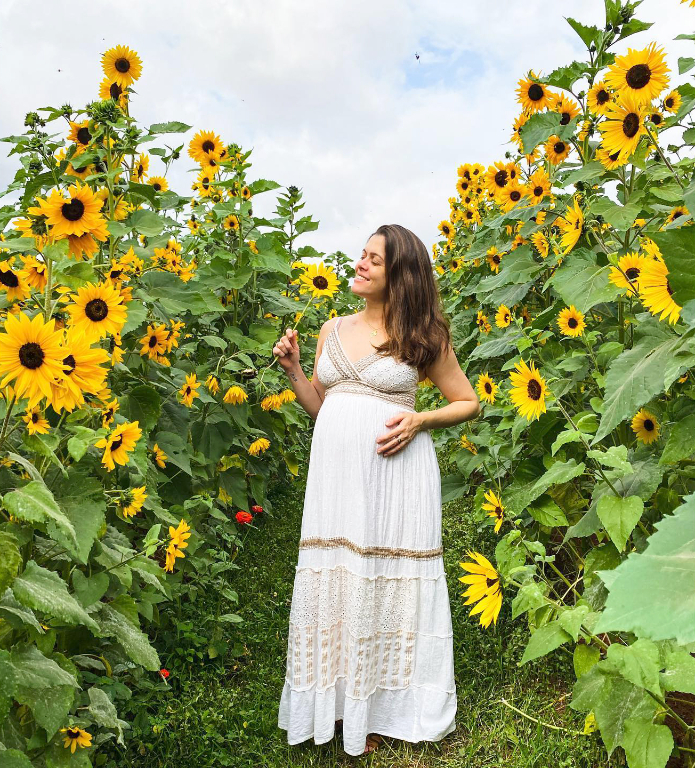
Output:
[
  {"xmin": 159, "ymin": 668, "xmax": 170, "ymax": 679},
  {"xmin": 236, "ymin": 510, "xmax": 253, "ymax": 525},
  {"xmin": 251, "ymin": 505, "xmax": 263, "ymax": 515}
]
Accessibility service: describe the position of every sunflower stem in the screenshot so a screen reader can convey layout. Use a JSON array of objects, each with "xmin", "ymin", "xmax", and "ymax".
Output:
[
  {"xmin": 43, "ymin": 248, "xmax": 53, "ymax": 322},
  {"xmin": 644, "ymin": 124, "xmax": 685, "ymax": 190},
  {"xmin": 0, "ymin": 395, "xmax": 17, "ymax": 447}
]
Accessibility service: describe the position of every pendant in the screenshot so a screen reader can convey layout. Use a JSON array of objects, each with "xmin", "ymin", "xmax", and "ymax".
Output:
[{"xmin": 370, "ymin": 329, "xmax": 378, "ymax": 336}]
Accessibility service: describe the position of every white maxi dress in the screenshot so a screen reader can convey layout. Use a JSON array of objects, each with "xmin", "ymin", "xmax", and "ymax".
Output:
[{"xmin": 277, "ymin": 316, "xmax": 457, "ymax": 756}]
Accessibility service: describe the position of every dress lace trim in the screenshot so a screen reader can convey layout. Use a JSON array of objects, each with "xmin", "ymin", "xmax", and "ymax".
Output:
[
  {"xmin": 324, "ymin": 380, "xmax": 416, "ymax": 409},
  {"xmin": 299, "ymin": 536, "xmax": 443, "ymax": 560}
]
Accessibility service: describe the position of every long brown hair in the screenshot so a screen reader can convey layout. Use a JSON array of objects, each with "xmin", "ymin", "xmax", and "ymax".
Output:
[{"xmin": 367, "ymin": 224, "xmax": 451, "ymax": 371}]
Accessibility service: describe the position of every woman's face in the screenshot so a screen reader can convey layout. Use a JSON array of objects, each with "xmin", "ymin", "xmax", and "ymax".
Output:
[{"xmin": 353, "ymin": 234, "xmax": 386, "ymax": 298}]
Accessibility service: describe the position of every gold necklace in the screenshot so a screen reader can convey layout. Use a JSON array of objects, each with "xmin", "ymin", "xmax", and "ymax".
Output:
[{"xmin": 363, "ymin": 315, "xmax": 383, "ymax": 338}]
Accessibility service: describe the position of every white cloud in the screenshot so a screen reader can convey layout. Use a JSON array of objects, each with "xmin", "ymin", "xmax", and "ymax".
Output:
[{"xmin": 0, "ymin": 0, "xmax": 692, "ymax": 273}]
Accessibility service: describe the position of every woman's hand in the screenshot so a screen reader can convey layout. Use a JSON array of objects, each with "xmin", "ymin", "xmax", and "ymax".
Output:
[
  {"xmin": 272, "ymin": 328, "xmax": 300, "ymax": 371},
  {"xmin": 375, "ymin": 412, "xmax": 424, "ymax": 456}
]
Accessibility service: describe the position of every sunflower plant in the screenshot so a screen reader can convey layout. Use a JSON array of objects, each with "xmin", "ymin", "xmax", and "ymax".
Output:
[{"xmin": 429, "ymin": 3, "xmax": 695, "ymax": 765}]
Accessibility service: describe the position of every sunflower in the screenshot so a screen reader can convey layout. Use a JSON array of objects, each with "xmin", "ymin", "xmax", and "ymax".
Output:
[
  {"xmin": 94, "ymin": 420, "xmax": 142, "ymax": 471},
  {"xmin": 662, "ymin": 89, "xmax": 682, "ymax": 114},
  {"xmin": 587, "ymin": 81, "xmax": 614, "ymax": 116},
  {"xmin": 460, "ymin": 433, "xmax": 478, "ymax": 454},
  {"xmin": 139, "ymin": 323, "xmax": 169, "ymax": 360},
  {"xmin": 165, "ymin": 541, "xmax": 186, "ymax": 573},
  {"xmin": 223, "ymin": 385, "xmax": 248, "ymax": 405},
  {"xmin": 631, "ymin": 408, "xmax": 660, "ymax": 444},
  {"xmin": 458, "ymin": 551, "xmax": 503, "ymax": 628},
  {"xmin": 169, "ymin": 519, "xmax": 191, "ymax": 550},
  {"xmin": 527, "ymin": 169, "xmax": 551, "ymax": 204},
  {"xmin": 20, "ymin": 255, "xmax": 48, "ymax": 291},
  {"xmin": 178, "ymin": 373, "xmax": 200, "ymax": 407},
  {"xmin": 511, "ymin": 112, "xmax": 529, "ymax": 150},
  {"xmin": 495, "ymin": 305, "xmax": 513, "ymax": 328},
  {"xmin": 639, "ymin": 258, "xmax": 682, "ymax": 325},
  {"xmin": 101, "ymin": 398, "xmax": 119, "ymax": 428},
  {"xmin": 205, "ymin": 374, "xmax": 220, "ymax": 394},
  {"xmin": 249, "ymin": 437, "xmax": 271, "ymax": 456},
  {"xmin": 609, "ymin": 252, "xmax": 648, "ymax": 295},
  {"xmin": 131, "ymin": 153, "xmax": 150, "ymax": 182},
  {"xmin": 296, "ymin": 262, "xmax": 340, "ymax": 299},
  {"xmin": 12, "ymin": 214, "xmax": 49, "ymax": 250},
  {"xmin": 438, "ymin": 220, "xmax": 455, "ymax": 239},
  {"xmin": 98, "ymin": 77, "xmax": 128, "ymax": 109},
  {"xmin": 663, "ymin": 205, "xmax": 689, "ymax": 228},
  {"xmin": 456, "ymin": 177, "xmax": 471, "ymax": 197},
  {"xmin": 557, "ymin": 197, "xmax": 584, "ymax": 255},
  {"xmin": 101, "ymin": 45, "xmax": 143, "ymax": 87},
  {"xmin": 223, "ymin": 214, "xmax": 240, "ymax": 231},
  {"xmin": 646, "ymin": 108, "xmax": 665, "ymax": 129},
  {"xmin": 544, "ymin": 135, "xmax": 571, "ymax": 165},
  {"xmin": 598, "ymin": 91, "xmax": 647, "ymax": 157},
  {"xmin": 148, "ymin": 176, "xmax": 168, "ymax": 193},
  {"xmin": 516, "ymin": 73, "xmax": 554, "ymax": 113},
  {"xmin": 51, "ymin": 329, "xmax": 110, "ymax": 412},
  {"xmin": 460, "ymin": 207, "xmax": 482, "ymax": 228},
  {"xmin": 605, "ymin": 43, "xmax": 670, "ymax": 105},
  {"xmin": 485, "ymin": 161, "xmax": 510, "ymax": 196},
  {"xmin": 531, "ymin": 231, "xmax": 549, "ymax": 258},
  {"xmin": 486, "ymin": 247, "xmax": 503, "ymax": 273},
  {"xmin": 67, "ymin": 120, "xmax": 95, "ymax": 154},
  {"xmin": 60, "ymin": 726, "xmax": 92, "ymax": 754},
  {"xmin": 0, "ymin": 312, "xmax": 67, "ymax": 408},
  {"xmin": 121, "ymin": 486, "xmax": 147, "ymax": 518},
  {"xmin": 0, "ymin": 259, "xmax": 31, "ymax": 302},
  {"xmin": 188, "ymin": 130, "xmax": 224, "ymax": 163},
  {"xmin": 31, "ymin": 182, "xmax": 107, "ymax": 240},
  {"xmin": 66, "ymin": 281, "xmax": 128, "ymax": 341},
  {"xmin": 152, "ymin": 443, "xmax": 168, "ymax": 468},
  {"xmin": 23, "ymin": 406, "xmax": 50, "ymax": 435},
  {"xmin": 475, "ymin": 310, "xmax": 491, "ymax": 335},
  {"xmin": 482, "ymin": 489, "xmax": 505, "ymax": 533},
  {"xmin": 552, "ymin": 94, "xmax": 580, "ymax": 126},
  {"xmin": 476, "ymin": 373, "xmax": 498, "ymax": 404},
  {"xmin": 557, "ymin": 305, "xmax": 586, "ymax": 337},
  {"xmin": 498, "ymin": 181, "xmax": 528, "ymax": 212},
  {"xmin": 508, "ymin": 358, "xmax": 548, "ymax": 421},
  {"xmin": 596, "ymin": 145, "xmax": 630, "ymax": 170}
]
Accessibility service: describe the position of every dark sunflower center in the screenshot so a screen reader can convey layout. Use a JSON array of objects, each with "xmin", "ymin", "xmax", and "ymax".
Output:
[
  {"xmin": 559, "ymin": 111, "xmax": 571, "ymax": 126},
  {"xmin": 485, "ymin": 382, "xmax": 492, "ymax": 394},
  {"xmin": 202, "ymin": 140, "xmax": 215, "ymax": 154},
  {"xmin": 32, "ymin": 412, "xmax": 39, "ymax": 423},
  {"xmin": 510, "ymin": 190, "xmax": 521, "ymax": 201},
  {"xmin": 62, "ymin": 198, "xmax": 85, "ymax": 222},
  {"xmin": 67, "ymin": 729, "xmax": 81, "ymax": 739},
  {"xmin": 314, "ymin": 276, "xmax": 329, "ymax": 290},
  {"xmin": 463, "ymin": 170, "xmax": 471, "ymax": 180},
  {"xmin": 568, "ymin": 317, "xmax": 578, "ymax": 328},
  {"xmin": 623, "ymin": 112, "xmax": 640, "ymax": 138},
  {"xmin": 494, "ymin": 169, "xmax": 508, "ymax": 187},
  {"xmin": 149, "ymin": 335, "xmax": 158, "ymax": 348},
  {"xmin": 85, "ymin": 298, "xmax": 109, "ymax": 321},
  {"xmin": 465, "ymin": 211, "xmax": 473, "ymax": 219},
  {"xmin": 110, "ymin": 270, "xmax": 122, "ymax": 279},
  {"xmin": 533, "ymin": 186, "xmax": 543, "ymax": 197},
  {"xmin": 109, "ymin": 83, "xmax": 123, "ymax": 99},
  {"xmin": 626, "ymin": 267, "xmax": 640, "ymax": 280},
  {"xmin": 0, "ymin": 268, "xmax": 19, "ymax": 288},
  {"xmin": 153, "ymin": 182, "xmax": 161, "ymax": 191},
  {"xmin": 626, "ymin": 63, "xmax": 651, "ymax": 90},
  {"xmin": 672, "ymin": 210, "xmax": 684, "ymax": 220},
  {"xmin": 527, "ymin": 379, "xmax": 542, "ymax": 400},
  {"xmin": 493, "ymin": 255, "xmax": 501, "ymax": 264},
  {"xmin": 643, "ymin": 418, "xmax": 654, "ymax": 431},
  {"xmin": 19, "ymin": 342, "xmax": 45, "ymax": 369},
  {"xmin": 650, "ymin": 113, "xmax": 663, "ymax": 125},
  {"xmin": 110, "ymin": 436, "xmax": 123, "ymax": 451},
  {"xmin": 597, "ymin": 89, "xmax": 610, "ymax": 105},
  {"xmin": 610, "ymin": 150, "xmax": 621, "ymax": 161},
  {"xmin": 137, "ymin": 164, "xmax": 144, "ymax": 176},
  {"xmin": 494, "ymin": 506, "xmax": 502, "ymax": 516},
  {"xmin": 666, "ymin": 281, "xmax": 673, "ymax": 296},
  {"xmin": 664, "ymin": 96, "xmax": 674, "ymax": 109},
  {"xmin": 554, "ymin": 141, "xmax": 566, "ymax": 154},
  {"xmin": 185, "ymin": 387, "xmax": 191, "ymax": 395},
  {"xmin": 63, "ymin": 354, "xmax": 76, "ymax": 374},
  {"xmin": 115, "ymin": 57, "xmax": 131, "ymax": 73},
  {"xmin": 528, "ymin": 83, "xmax": 544, "ymax": 101},
  {"xmin": 76, "ymin": 127, "xmax": 92, "ymax": 145}
]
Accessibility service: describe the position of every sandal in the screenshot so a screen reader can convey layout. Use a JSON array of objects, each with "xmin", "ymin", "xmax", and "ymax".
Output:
[{"xmin": 362, "ymin": 733, "xmax": 383, "ymax": 755}]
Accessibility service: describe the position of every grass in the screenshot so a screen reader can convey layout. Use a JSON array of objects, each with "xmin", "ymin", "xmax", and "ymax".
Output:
[{"xmin": 113, "ymin": 459, "xmax": 612, "ymax": 767}]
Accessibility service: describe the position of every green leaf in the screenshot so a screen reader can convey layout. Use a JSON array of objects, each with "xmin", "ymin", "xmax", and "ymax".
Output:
[
  {"xmin": 605, "ymin": 639, "xmax": 661, "ymax": 695},
  {"xmin": 595, "ymin": 492, "xmax": 695, "ymax": 644},
  {"xmin": 590, "ymin": 196, "xmax": 643, "ymax": 230},
  {"xmin": 506, "ymin": 459, "xmax": 585, "ymax": 515},
  {"xmin": 574, "ymin": 643, "xmax": 601, "ymax": 677},
  {"xmin": 565, "ymin": 17, "xmax": 601, "ymax": 48},
  {"xmin": 651, "ymin": 228, "xmax": 695, "ymax": 308},
  {"xmin": 88, "ymin": 686, "xmax": 126, "ymax": 744},
  {"xmin": 121, "ymin": 385, "xmax": 161, "ymax": 433},
  {"xmin": 51, "ymin": 472, "xmax": 106, "ymax": 564},
  {"xmin": 597, "ymin": 495, "xmax": 643, "ymax": 551},
  {"xmin": 527, "ymin": 496, "xmax": 568, "ymax": 527},
  {"xmin": 560, "ymin": 161, "xmax": 605, "ymax": 185},
  {"xmin": 520, "ymin": 620, "xmax": 573, "ymax": 664},
  {"xmin": 0, "ymin": 750, "xmax": 35, "ymax": 768},
  {"xmin": 659, "ymin": 645, "xmax": 695, "ymax": 694},
  {"xmin": 0, "ymin": 531, "xmax": 21, "ymax": 593},
  {"xmin": 13, "ymin": 561, "xmax": 100, "ymax": 633},
  {"xmin": 660, "ymin": 413, "xmax": 695, "ymax": 465},
  {"xmin": 3, "ymin": 481, "xmax": 77, "ymax": 552},
  {"xmin": 520, "ymin": 111, "xmax": 577, "ymax": 155},
  {"xmin": 98, "ymin": 604, "xmax": 160, "ymax": 671},
  {"xmin": 586, "ymin": 445, "xmax": 633, "ymax": 475},
  {"xmin": 679, "ymin": 56, "xmax": 695, "ymax": 74},
  {"xmin": 9, "ymin": 643, "xmax": 78, "ymax": 689},
  {"xmin": 148, "ymin": 120, "xmax": 192, "ymax": 133},
  {"xmin": 153, "ymin": 431, "xmax": 191, "ymax": 475},
  {"xmin": 0, "ymin": 588, "xmax": 42, "ymax": 632},
  {"xmin": 128, "ymin": 209, "xmax": 164, "ymax": 237},
  {"xmin": 511, "ymin": 581, "xmax": 548, "ymax": 620},
  {"xmin": 621, "ymin": 720, "xmax": 673, "ymax": 768},
  {"xmin": 72, "ymin": 571, "xmax": 109, "ymax": 609},
  {"xmin": 546, "ymin": 250, "xmax": 619, "ymax": 314},
  {"xmin": 15, "ymin": 682, "xmax": 75, "ymax": 740}
]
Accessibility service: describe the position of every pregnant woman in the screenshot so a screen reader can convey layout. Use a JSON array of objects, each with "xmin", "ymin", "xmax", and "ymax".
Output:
[{"xmin": 274, "ymin": 224, "xmax": 480, "ymax": 756}]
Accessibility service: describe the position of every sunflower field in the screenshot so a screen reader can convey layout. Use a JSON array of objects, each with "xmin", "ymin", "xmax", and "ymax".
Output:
[
  {"xmin": 0, "ymin": 44, "xmax": 352, "ymax": 766},
  {"xmin": 432, "ymin": 1, "xmax": 695, "ymax": 765}
]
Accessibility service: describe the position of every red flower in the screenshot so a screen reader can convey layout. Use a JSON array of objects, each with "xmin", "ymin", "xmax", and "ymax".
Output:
[
  {"xmin": 159, "ymin": 668, "xmax": 170, "ymax": 679},
  {"xmin": 251, "ymin": 505, "xmax": 263, "ymax": 515},
  {"xmin": 236, "ymin": 510, "xmax": 253, "ymax": 525}
]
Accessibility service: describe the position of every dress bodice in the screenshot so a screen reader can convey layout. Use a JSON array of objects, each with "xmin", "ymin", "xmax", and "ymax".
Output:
[{"xmin": 316, "ymin": 317, "xmax": 419, "ymax": 409}]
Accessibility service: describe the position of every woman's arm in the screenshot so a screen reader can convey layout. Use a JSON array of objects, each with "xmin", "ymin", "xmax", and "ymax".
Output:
[{"xmin": 417, "ymin": 343, "xmax": 481, "ymax": 430}]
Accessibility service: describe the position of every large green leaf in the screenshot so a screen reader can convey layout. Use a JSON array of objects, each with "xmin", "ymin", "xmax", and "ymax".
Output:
[
  {"xmin": 0, "ymin": 750, "xmax": 34, "ymax": 768},
  {"xmin": 621, "ymin": 720, "xmax": 673, "ymax": 768},
  {"xmin": 505, "ymin": 458, "xmax": 585, "ymax": 515},
  {"xmin": 592, "ymin": 324, "xmax": 695, "ymax": 444},
  {"xmin": 596, "ymin": 495, "xmax": 644, "ymax": 551},
  {"xmin": 659, "ymin": 413, "xmax": 695, "ymax": 465},
  {"xmin": 590, "ymin": 196, "xmax": 644, "ymax": 230},
  {"xmin": 0, "ymin": 588, "xmax": 42, "ymax": 632},
  {"xmin": 604, "ymin": 639, "xmax": 661, "ymax": 695},
  {"xmin": 594, "ymin": 492, "xmax": 695, "ymax": 644},
  {"xmin": 98, "ymin": 604, "xmax": 160, "ymax": 671},
  {"xmin": 50, "ymin": 473, "xmax": 106, "ymax": 564},
  {"xmin": 0, "ymin": 531, "xmax": 21, "ymax": 593},
  {"xmin": 651, "ymin": 228, "xmax": 695, "ymax": 308},
  {"xmin": 15, "ymin": 682, "xmax": 75, "ymax": 740},
  {"xmin": 520, "ymin": 111, "xmax": 577, "ymax": 155},
  {"xmin": 545, "ymin": 249, "xmax": 619, "ymax": 313},
  {"xmin": 520, "ymin": 620, "xmax": 573, "ymax": 664},
  {"xmin": 88, "ymin": 687, "xmax": 126, "ymax": 744},
  {"xmin": 12, "ymin": 561, "xmax": 100, "ymax": 633},
  {"xmin": 2, "ymin": 481, "xmax": 77, "ymax": 552},
  {"xmin": 120, "ymin": 385, "xmax": 161, "ymax": 433},
  {"xmin": 8, "ymin": 644, "xmax": 78, "ymax": 689}
]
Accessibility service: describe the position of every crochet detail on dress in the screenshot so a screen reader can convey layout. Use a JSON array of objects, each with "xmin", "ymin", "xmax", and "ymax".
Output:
[{"xmin": 299, "ymin": 536, "xmax": 442, "ymax": 560}]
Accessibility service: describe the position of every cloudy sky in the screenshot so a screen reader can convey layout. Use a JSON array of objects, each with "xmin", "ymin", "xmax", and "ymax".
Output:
[{"xmin": 0, "ymin": 0, "xmax": 692, "ymax": 270}]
